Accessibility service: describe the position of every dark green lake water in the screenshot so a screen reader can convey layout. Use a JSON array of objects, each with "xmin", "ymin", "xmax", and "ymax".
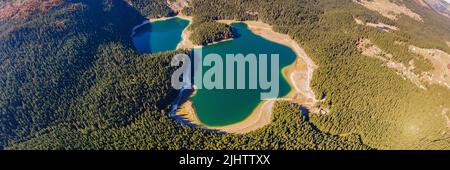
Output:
[
  {"xmin": 132, "ymin": 17, "xmax": 189, "ymax": 53},
  {"xmin": 191, "ymin": 23, "xmax": 296, "ymax": 126},
  {"xmin": 133, "ymin": 19, "xmax": 296, "ymax": 127}
]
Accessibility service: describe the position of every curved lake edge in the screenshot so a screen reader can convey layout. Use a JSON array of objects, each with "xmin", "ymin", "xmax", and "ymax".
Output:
[
  {"xmin": 176, "ymin": 15, "xmax": 236, "ymax": 50},
  {"xmin": 131, "ymin": 16, "xmax": 186, "ymax": 37},
  {"xmin": 174, "ymin": 18, "xmax": 319, "ymax": 133}
]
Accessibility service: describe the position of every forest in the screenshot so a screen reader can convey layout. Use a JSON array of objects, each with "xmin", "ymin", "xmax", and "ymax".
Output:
[
  {"xmin": 0, "ymin": 0, "xmax": 145, "ymax": 148},
  {"xmin": 182, "ymin": 0, "xmax": 450, "ymax": 149},
  {"xmin": 130, "ymin": 0, "xmax": 175, "ymax": 18},
  {"xmin": 1, "ymin": 0, "xmax": 449, "ymax": 149},
  {"xmin": 0, "ymin": 0, "xmax": 369, "ymax": 150}
]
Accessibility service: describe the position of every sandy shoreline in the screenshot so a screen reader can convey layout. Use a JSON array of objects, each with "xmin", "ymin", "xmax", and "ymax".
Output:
[
  {"xmin": 146, "ymin": 15, "xmax": 235, "ymax": 50},
  {"xmin": 175, "ymin": 19, "xmax": 318, "ymax": 134}
]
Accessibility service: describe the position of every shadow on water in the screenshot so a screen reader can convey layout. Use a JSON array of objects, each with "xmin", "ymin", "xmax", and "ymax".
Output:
[
  {"xmin": 299, "ymin": 105, "xmax": 321, "ymax": 131},
  {"xmin": 169, "ymin": 88, "xmax": 197, "ymax": 128},
  {"xmin": 131, "ymin": 23, "xmax": 153, "ymax": 54}
]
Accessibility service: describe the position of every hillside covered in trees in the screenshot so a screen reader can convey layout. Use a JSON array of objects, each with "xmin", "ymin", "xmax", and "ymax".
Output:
[
  {"xmin": 188, "ymin": 17, "xmax": 234, "ymax": 45},
  {"xmin": 1, "ymin": 0, "xmax": 449, "ymax": 150},
  {"xmin": 0, "ymin": 0, "xmax": 368, "ymax": 150}
]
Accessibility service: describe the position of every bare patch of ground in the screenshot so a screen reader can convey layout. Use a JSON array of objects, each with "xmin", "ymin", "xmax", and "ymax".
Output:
[
  {"xmin": 357, "ymin": 38, "xmax": 428, "ymax": 89},
  {"xmin": 354, "ymin": 18, "xmax": 399, "ymax": 32},
  {"xmin": 409, "ymin": 45, "xmax": 450, "ymax": 88},
  {"xmin": 0, "ymin": 0, "xmax": 62, "ymax": 21},
  {"xmin": 353, "ymin": 0, "xmax": 423, "ymax": 22}
]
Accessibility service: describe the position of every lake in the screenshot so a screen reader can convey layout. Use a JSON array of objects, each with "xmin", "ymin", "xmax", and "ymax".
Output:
[
  {"xmin": 132, "ymin": 17, "xmax": 189, "ymax": 54},
  {"xmin": 191, "ymin": 23, "xmax": 296, "ymax": 126}
]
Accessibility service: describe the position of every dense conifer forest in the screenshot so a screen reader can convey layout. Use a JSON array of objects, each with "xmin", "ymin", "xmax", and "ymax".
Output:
[{"xmin": 1, "ymin": 0, "xmax": 449, "ymax": 149}]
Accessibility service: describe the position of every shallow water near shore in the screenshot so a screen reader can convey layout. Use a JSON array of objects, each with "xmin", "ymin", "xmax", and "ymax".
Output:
[{"xmin": 132, "ymin": 19, "xmax": 296, "ymax": 127}]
